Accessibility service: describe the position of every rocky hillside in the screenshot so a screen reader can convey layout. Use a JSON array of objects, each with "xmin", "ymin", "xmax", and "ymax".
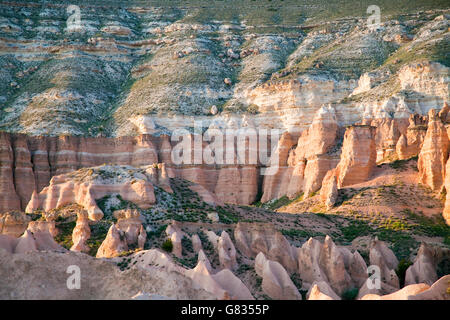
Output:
[
  {"xmin": 0, "ymin": 0, "xmax": 449, "ymax": 301},
  {"xmin": 0, "ymin": 0, "xmax": 448, "ymax": 136}
]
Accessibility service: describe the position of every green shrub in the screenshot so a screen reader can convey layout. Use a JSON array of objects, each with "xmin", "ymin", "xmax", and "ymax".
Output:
[
  {"xmin": 396, "ymin": 259, "xmax": 413, "ymax": 287},
  {"xmin": 162, "ymin": 239, "xmax": 173, "ymax": 252},
  {"xmin": 341, "ymin": 288, "xmax": 359, "ymax": 300}
]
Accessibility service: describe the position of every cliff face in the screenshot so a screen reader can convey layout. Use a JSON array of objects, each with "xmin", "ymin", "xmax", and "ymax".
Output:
[{"xmin": 0, "ymin": 132, "xmax": 264, "ymax": 211}]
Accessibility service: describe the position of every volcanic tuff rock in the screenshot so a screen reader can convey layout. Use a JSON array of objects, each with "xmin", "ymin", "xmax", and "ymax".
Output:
[
  {"xmin": 396, "ymin": 114, "xmax": 427, "ymax": 160},
  {"xmin": 255, "ymin": 252, "xmax": 302, "ymax": 300},
  {"xmin": 25, "ymin": 165, "xmax": 155, "ymax": 221},
  {"xmin": 407, "ymin": 275, "xmax": 450, "ymax": 300},
  {"xmin": 336, "ymin": 125, "xmax": 377, "ymax": 188},
  {"xmin": 307, "ymin": 281, "xmax": 341, "ymax": 300},
  {"xmin": 96, "ymin": 224, "xmax": 128, "ymax": 258},
  {"xmin": 443, "ymin": 157, "xmax": 450, "ymax": 225},
  {"xmin": 0, "ymin": 249, "xmax": 214, "ymax": 299},
  {"xmin": 368, "ymin": 237, "xmax": 400, "ymax": 291},
  {"xmin": 0, "ymin": 211, "xmax": 30, "ymax": 237},
  {"xmin": 320, "ymin": 168, "xmax": 338, "ymax": 210},
  {"xmin": 234, "ymin": 222, "xmax": 297, "ymax": 273},
  {"xmin": 70, "ymin": 211, "xmax": 91, "ymax": 253},
  {"xmin": 418, "ymin": 109, "xmax": 449, "ymax": 191},
  {"xmin": 165, "ymin": 222, "xmax": 187, "ymax": 258},
  {"xmin": 405, "ymin": 243, "xmax": 442, "ymax": 286},
  {"xmin": 360, "ymin": 283, "xmax": 431, "ymax": 300},
  {"xmin": 296, "ymin": 236, "xmax": 365, "ymax": 295}
]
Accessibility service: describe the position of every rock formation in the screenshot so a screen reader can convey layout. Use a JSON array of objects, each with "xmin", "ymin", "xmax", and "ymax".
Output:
[
  {"xmin": 70, "ymin": 212, "xmax": 91, "ymax": 253},
  {"xmin": 255, "ymin": 252, "xmax": 302, "ymax": 300},
  {"xmin": 360, "ymin": 283, "xmax": 430, "ymax": 300},
  {"xmin": 296, "ymin": 236, "xmax": 362, "ymax": 296},
  {"xmin": 234, "ymin": 222, "xmax": 297, "ymax": 273},
  {"xmin": 0, "ymin": 211, "xmax": 30, "ymax": 237},
  {"xmin": 25, "ymin": 165, "xmax": 156, "ymax": 221},
  {"xmin": 407, "ymin": 275, "xmax": 450, "ymax": 300},
  {"xmin": 217, "ymin": 231, "xmax": 238, "ymax": 270},
  {"xmin": 405, "ymin": 243, "xmax": 439, "ymax": 286},
  {"xmin": 96, "ymin": 224, "xmax": 128, "ymax": 258},
  {"xmin": 320, "ymin": 169, "xmax": 338, "ymax": 210},
  {"xmin": 369, "ymin": 237, "xmax": 399, "ymax": 289},
  {"xmin": 336, "ymin": 125, "xmax": 376, "ymax": 188},
  {"xmin": 307, "ymin": 281, "xmax": 340, "ymax": 300},
  {"xmin": 396, "ymin": 113, "xmax": 428, "ymax": 160},
  {"xmin": 418, "ymin": 108, "xmax": 449, "ymax": 191},
  {"xmin": 442, "ymin": 157, "xmax": 450, "ymax": 225}
]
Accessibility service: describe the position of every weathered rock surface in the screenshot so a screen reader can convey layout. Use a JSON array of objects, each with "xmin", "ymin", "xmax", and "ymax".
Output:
[
  {"xmin": 418, "ymin": 108, "xmax": 449, "ymax": 191},
  {"xmin": 96, "ymin": 224, "xmax": 128, "ymax": 258},
  {"xmin": 336, "ymin": 125, "xmax": 376, "ymax": 188},
  {"xmin": 217, "ymin": 231, "xmax": 238, "ymax": 270},
  {"xmin": 0, "ymin": 249, "xmax": 213, "ymax": 299},
  {"xmin": 297, "ymin": 236, "xmax": 360, "ymax": 296},
  {"xmin": 368, "ymin": 237, "xmax": 399, "ymax": 291},
  {"xmin": 165, "ymin": 222, "xmax": 187, "ymax": 258},
  {"xmin": 407, "ymin": 275, "xmax": 450, "ymax": 300},
  {"xmin": 405, "ymin": 243, "xmax": 439, "ymax": 286},
  {"xmin": 320, "ymin": 169, "xmax": 338, "ymax": 210},
  {"xmin": 255, "ymin": 252, "xmax": 302, "ymax": 300},
  {"xmin": 396, "ymin": 114, "xmax": 428, "ymax": 160},
  {"xmin": 307, "ymin": 281, "xmax": 340, "ymax": 300},
  {"xmin": 70, "ymin": 212, "xmax": 91, "ymax": 253},
  {"xmin": 26, "ymin": 165, "xmax": 156, "ymax": 221},
  {"xmin": 442, "ymin": 156, "xmax": 450, "ymax": 225},
  {"xmin": 234, "ymin": 222, "xmax": 297, "ymax": 273},
  {"xmin": 0, "ymin": 211, "xmax": 30, "ymax": 237},
  {"xmin": 360, "ymin": 283, "xmax": 430, "ymax": 300}
]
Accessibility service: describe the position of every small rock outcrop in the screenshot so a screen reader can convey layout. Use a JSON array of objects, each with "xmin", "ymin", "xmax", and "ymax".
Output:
[{"xmin": 0, "ymin": 211, "xmax": 31, "ymax": 237}]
